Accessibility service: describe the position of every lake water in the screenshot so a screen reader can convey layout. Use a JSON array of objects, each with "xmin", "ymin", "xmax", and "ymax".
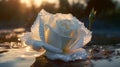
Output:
[
  {"xmin": 0, "ymin": 46, "xmax": 120, "ymax": 67},
  {"xmin": 0, "ymin": 28, "xmax": 120, "ymax": 67},
  {"xmin": 0, "ymin": 47, "xmax": 45, "ymax": 67}
]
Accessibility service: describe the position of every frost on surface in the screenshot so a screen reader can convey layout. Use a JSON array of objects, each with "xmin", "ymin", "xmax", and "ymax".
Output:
[{"xmin": 22, "ymin": 9, "xmax": 92, "ymax": 62}]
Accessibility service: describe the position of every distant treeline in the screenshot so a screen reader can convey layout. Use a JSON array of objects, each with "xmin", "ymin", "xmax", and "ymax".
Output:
[{"xmin": 0, "ymin": 0, "xmax": 119, "ymax": 27}]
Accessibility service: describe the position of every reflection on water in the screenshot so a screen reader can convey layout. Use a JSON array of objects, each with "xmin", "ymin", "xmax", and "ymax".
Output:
[
  {"xmin": 0, "ymin": 28, "xmax": 45, "ymax": 67},
  {"xmin": 0, "ymin": 28, "xmax": 120, "ymax": 67},
  {"xmin": 0, "ymin": 47, "xmax": 45, "ymax": 67},
  {"xmin": 1, "ymin": 45, "xmax": 119, "ymax": 67},
  {"xmin": 31, "ymin": 55, "xmax": 120, "ymax": 67},
  {"xmin": 31, "ymin": 55, "xmax": 93, "ymax": 67}
]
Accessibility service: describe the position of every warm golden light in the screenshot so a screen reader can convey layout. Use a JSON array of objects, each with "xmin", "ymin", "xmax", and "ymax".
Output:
[
  {"xmin": 26, "ymin": 46, "xmax": 31, "ymax": 52},
  {"xmin": 20, "ymin": 0, "xmax": 32, "ymax": 8},
  {"xmin": 34, "ymin": 0, "xmax": 43, "ymax": 8},
  {"xmin": 45, "ymin": 29, "xmax": 49, "ymax": 43},
  {"xmin": 45, "ymin": 0, "xmax": 57, "ymax": 4},
  {"xmin": 20, "ymin": 0, "xmax": 59, "ymax": 8}
]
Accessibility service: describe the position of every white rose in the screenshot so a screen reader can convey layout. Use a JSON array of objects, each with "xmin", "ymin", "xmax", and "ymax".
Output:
[{"xmin": 21, "ymin": 9, "xmax": 92, "ymax": 62}]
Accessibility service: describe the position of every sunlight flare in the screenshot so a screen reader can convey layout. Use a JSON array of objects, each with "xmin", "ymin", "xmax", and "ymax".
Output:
[
  {"xmin": 20, "ymin": 0, "xmax": 32, "ymax": 8},
  {"xmin": 20, "ymin": 0, "xmax": 59, "ymax": 8},
  {"xmin": 34, "ymin": 0, "xmax": 43, "ymax": 8}
]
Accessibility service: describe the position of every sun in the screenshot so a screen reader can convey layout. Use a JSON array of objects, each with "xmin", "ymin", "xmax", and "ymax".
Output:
[
  {"xmin": 20, "ymin": 0, "xmax": 59, "ymax": 8},
  {"xmin": 20, "ymin": 0, "xmax": 43, "ymax": 8}
]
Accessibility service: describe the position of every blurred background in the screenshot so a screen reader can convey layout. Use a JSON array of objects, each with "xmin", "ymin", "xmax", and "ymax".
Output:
[
  {"xmin": 0, "ymin": 1, "xmax": 120, "ymax": 67},
  {"xmin": 0, "ymin": 0, "xmax": 120, "ymax": 45}
]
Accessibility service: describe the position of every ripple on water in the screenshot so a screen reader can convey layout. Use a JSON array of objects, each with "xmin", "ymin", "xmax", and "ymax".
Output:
[
  {"xmin": 0, "ymin": 47, "xmax": 45, "ymax": 67},
  {"xmin": 0, "ymin": 44, "xmax": 120, "ymax": 67}
]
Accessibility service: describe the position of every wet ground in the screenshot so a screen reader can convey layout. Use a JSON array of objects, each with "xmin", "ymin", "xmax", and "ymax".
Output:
[
  {"xmin": 0, "ymin": 28, "xmax": 120, "ymax": 67},
  {"xmin": 31, "ymin": 55, "xmax": 120, "ymax": 67},
  {"xmin": 0, "ymin": 44, "xmax": 119, "ymax": 67}
]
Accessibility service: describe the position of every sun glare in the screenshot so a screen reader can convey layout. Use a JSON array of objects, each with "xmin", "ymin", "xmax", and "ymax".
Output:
[
  {"xmin": 45, "ymin": 0, "xmax": 57, "ymax": 4},
  {"xmin": 20, "ymin": 0, "xmax": 43, "ymax": 8},
  {"xmin": 34, "ymin": 0, "xmax": 43, "ymax": 8},
  {"xmin": 20, "ymin": 0, "xmax": 59, "ymax": 8},
  {"xmin": 20, "ymin": 0, "xmax": 32, "ymax": 8}
]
